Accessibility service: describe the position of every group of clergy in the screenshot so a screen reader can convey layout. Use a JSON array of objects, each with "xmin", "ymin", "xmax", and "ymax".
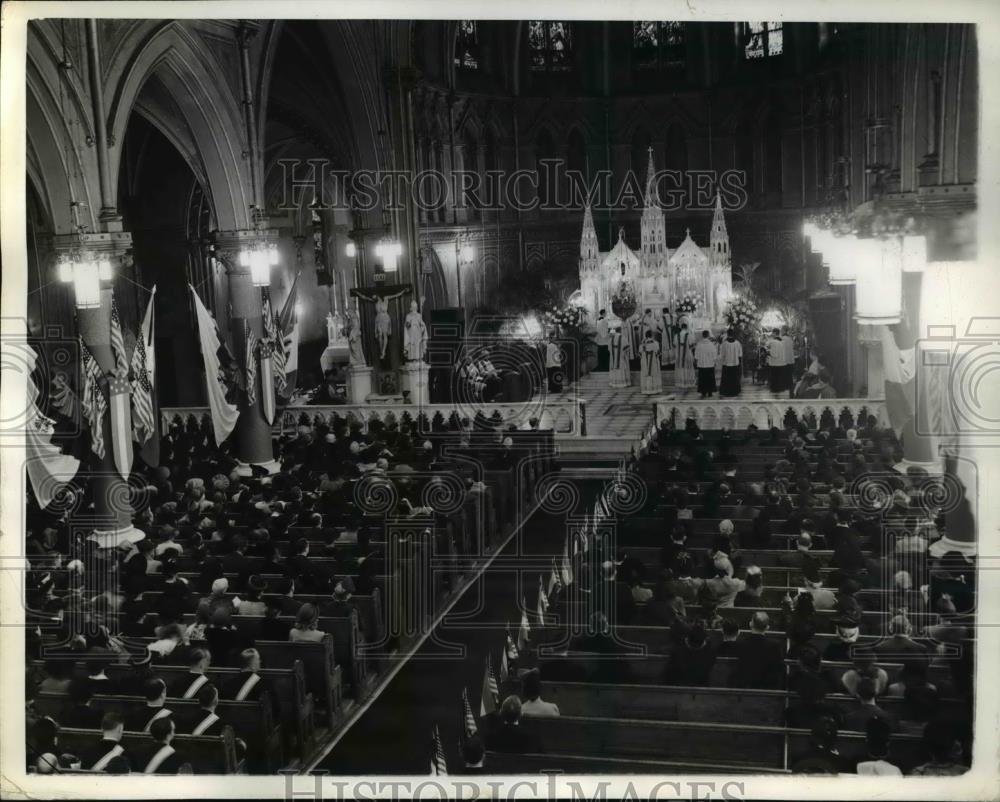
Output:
[{"xmin": 594, "ymin": 308, "xmax": 745, "ymax": 398}]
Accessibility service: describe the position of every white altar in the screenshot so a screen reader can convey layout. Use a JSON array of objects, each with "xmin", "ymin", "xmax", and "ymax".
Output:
[{"xmin": 578, "ymin": 151, "xmax": 735, "ymax": 325}]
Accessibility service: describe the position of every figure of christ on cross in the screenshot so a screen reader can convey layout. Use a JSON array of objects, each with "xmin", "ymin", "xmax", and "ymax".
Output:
[{"xmin": 349, "ymin": 283, "xmax": 413, "ymax": 368}]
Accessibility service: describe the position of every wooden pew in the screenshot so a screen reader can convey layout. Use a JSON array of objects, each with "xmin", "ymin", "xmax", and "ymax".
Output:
[
  {"xmin": 34, "ymin": 691, "xmax": 282, "ymax": 773},
  {"xmin": 485, "ymin": 751, "xmax": 790, "ymax": 774},
  {"xmin": 255, "ymin": 637, "xmax": 343, "ymax": 727},
  {"xmin": 54, "ymin": 726, "xmax": 238, "ymax": 773},
  {"xmin": 105, "ymin": 661, "xmax": 314, "ymax": 759},
  {"xmin": 524, "ymin": 681, "xmax": 941, "ymax": 728}
]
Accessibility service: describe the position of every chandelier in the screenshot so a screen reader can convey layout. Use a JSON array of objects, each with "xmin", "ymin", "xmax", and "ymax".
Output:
[
  {"xmin": 56, "ymin": 248, "xmax": 114, "ymax": 309},
  {"xmin": 374, "ymin": 237, "xmax": 402, "ymax": 273}
]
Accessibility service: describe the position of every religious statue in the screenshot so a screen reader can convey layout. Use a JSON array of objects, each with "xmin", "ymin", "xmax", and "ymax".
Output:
[
  {"xmin": 347, "ymin": 309, "xmax": 367, "ymax": 367},
  {"xmin": 403, "ymin": 300, "xmax": 427, "ymax": 362},
  {"xmin": 374, "ymin": 298, "xmax": 391, "ymax": 360}
]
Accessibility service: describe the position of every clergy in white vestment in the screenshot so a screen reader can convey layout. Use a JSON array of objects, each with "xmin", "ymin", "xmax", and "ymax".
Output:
[
  {"xmin": 693, "ymin": 330, "xmax": 719, "ymax": 398},
  {"xmin": 674, "ymin": 321, "xmax": 696, "ymax": 389},
  {"xmin": 625, "ymin": 312, "xmax": 641, "ymax": 367},
  {"xmin": 659, "ymin": 307, "xmax": 675, "ymax": 368},
  {"xmin": 639, "ymin": 332, "xmax": 662, "ymax": 395},
  {"xmin": 766, "ymin": 328, "xmax": 790, "ymax": 395},
  {"xmin": 719, "ymin": 329, "xmax": 743, "ymax": 397},
  {"xmin": 640, "ymin": 309, "xmax": 657, "ymax": 339},
  {"xmin": 609, "ymin": 326, "xmax": 632, "ymax": 388},
  {"xmin": 595, "ymin": 310, "xmax": 610, "ymax": 372}
]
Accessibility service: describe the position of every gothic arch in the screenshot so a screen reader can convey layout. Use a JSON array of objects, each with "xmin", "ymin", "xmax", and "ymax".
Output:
[{"xmin": 105, "ymin": 22, "xmax": 253, "ymax": 230}]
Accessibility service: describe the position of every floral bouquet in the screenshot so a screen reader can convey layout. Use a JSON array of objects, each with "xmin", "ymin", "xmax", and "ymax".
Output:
[
  {"xmin": 542, "ymin": 304, "xmax": 585, "ymax": 333},
  {"xmin": 610, "ymin": 280, "xmax": 638, "ymax": 321},
  {"xmin": 724, "ymin": 295, "xmax": 760, "ymax": 335},
  {"xmin": 675, "ymin": 291, "xmax": 704, "ymax": 316}
]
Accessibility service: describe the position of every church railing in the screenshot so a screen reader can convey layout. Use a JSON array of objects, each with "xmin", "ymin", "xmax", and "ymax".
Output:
[
  {"xmin": 160, "ymin": 400, "xmax": 586, "ymax": 438},
  {"xmin": 654, "ymin": 398, "xmax": 889, "ymax": 432}
]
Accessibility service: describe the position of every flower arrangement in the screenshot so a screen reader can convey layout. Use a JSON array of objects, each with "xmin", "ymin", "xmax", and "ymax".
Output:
[
  {"xmin": 542, "ymin": 303, "xmax": 585, "ymax": 334},
  {"xmin": 675, "ymin": 291, "xmax": 704, "ymax": 316},
  {"xmin": 724, "ymin": 295, "xmax": 760, "ymax": 335},
  {"xmin": 610, "ymin": 280, "xmax": 638, "ymax": 321}
]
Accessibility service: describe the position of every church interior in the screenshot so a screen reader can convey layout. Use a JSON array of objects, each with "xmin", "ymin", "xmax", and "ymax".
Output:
[{"xmin": 8, "ymin": 12, "xmax": 992, "ymax": 786}]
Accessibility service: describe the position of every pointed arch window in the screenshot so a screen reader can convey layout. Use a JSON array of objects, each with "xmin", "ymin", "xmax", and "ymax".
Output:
[
  {"xmin": 743, "ymin": 22, "xmax": 783, "ymax": 59},
  {"xmin": 529, "ymin": 21, "xmax": 573, "ymax": 71},
  {"xmin": 633, "ymin": 21, "xmax": 686, "ymax": 70},
  {"xmin": 454, "ymin": 21, "xmax": 479, "ymax": 69}
]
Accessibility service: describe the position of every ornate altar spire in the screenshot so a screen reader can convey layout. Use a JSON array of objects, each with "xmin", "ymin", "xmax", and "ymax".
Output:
[
  {"xmin": 580, "ymin": 201, "xmax": 599, "ymax": 270},
  {"xmin": 644, "ymin": 145, "xmax": 658, "ymax": 208},
  {"xmin": 710, "ymin": 191, "xmax": 730, "ymax": 270}
]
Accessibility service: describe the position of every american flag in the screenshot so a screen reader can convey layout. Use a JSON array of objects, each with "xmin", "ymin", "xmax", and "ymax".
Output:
[
  {"xmin": 79, "ymin": 338, "xmax": 106, "ymax": 459},
  {"xmin": 537, "ymin": 574, "xmax": 549, "ymax": 623},
  {"xmin": 130, "ymin": 316, "xmax": 154, "ymax": 445},
  {"xmin": 107, "ymin": 371, "xmax": 134, "ymax": 479},
  {"xmin": 460, "ymin": 687, "xmax": 477, "ymax": 738},
  {"xmin": 429, "ymin": 725, "xmax": 448, "ymax": 776},
  {"xmin": 480, "ymin": 654, "xmax": 499, "ymax": 717},
  {"xmin": 110, "ymin": 296, "xmax": 128, "ymax": 374},
  {"xmin": 518, "ymin": 597, "xmax": 531, "ymax": 652},
  {"xmin": 263, "ymin": 297, "xmax": 287, "ymax": 396},
  {"xmin": 245, "ymin": 321, "xmax": 258, "ymax": 405}
]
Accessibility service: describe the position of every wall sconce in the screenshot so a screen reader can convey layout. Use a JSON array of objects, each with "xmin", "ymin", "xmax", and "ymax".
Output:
[
  {"xmin": 239, "ymin": 241, "xmax": 280, "ymax": 287},
  {"xmin": 345, "ymin": 241, "xmax": 357, "ymax": 258}
]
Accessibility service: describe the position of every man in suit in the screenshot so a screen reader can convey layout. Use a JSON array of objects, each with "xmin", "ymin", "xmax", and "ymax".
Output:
[
  {"xmin": 790, "ymin": 716, "xmax": 849, "ymax": 774},
  {"xmin": 486, "ymin": 696, "xmax": 543, "ymax": 753},
  {"xmin": 60, "ymin": 678, "xmax": 104, "ymax": 729},
  {"xmin": 82, "ymin": 712, "xmax": 132, "ymax": 771},
  {"xmin": 842, "ymin": 678, "xmax": 897, "ymax": 733},
  {"xmin": 779, "ymin": 532, "xmax": 819, "ymax": 573},
  {"xmin": 729, "ymin": 611, "xmax": 785, "ymax": 690},
  {"xmin": 802, "ymin": 565, "xmax": 837, "ymax": 610},
  {"xmin": 225, "ymin": 648, "xmax": 269, "ymax": 702},
  {"xmin": 320, "ymin": 577, "xmax": 357, "ymax": 619},
  {"xmin": 259, "ymin": 597, "xmax": 292, "ymax": 641},
  {"xmin": 285, "ymin": 537, "xmax": 333, "ymax": 593},
  {"xmin": 220, "ymin": 534, "xmax": 251, "ymax": 591},
  {"xmin": 124, "ymin": 678, "xmax": 174, "ymax": 733},
  {"xmin": 273, "ymin": 577, "xmax": 303, "ymax": 616},
  {"xmin": 872, "ymin": 615, "xmax": 929, "ymax": 660},
  {"xmin": 167, "ymin": 647, "xmax": 212, "ymax": 700},
  {"xmin": 716, "ymin": 618, "xmax": 741, "ymax": 657},
  {"xmin": 187, "ymin": 683, "xmax": 228, "ymax": 736},
  {"xmin": 135, "ymin": 717, "xmax": 191, "ymax": 774},
  {"xmin": 666, "ymin": 622, "xmax": 717, "ymax": 686},
  {"xmin": 84, "ymin": 650, "xmax": 120, "ymax": 697},
  {"xmin": 519, "ymin": 670, "xmax": 560, "ymax": 717}
]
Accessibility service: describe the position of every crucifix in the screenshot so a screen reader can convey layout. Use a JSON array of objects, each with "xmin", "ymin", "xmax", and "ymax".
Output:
[{"xmin": 348, "ymin": 277, "xmax": 417, "ymax": 396}]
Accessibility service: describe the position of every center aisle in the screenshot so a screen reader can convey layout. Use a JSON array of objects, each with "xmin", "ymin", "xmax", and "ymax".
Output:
[{"xmin": 313, "ymin": 482, "xmax": 606, "ymax": 774}]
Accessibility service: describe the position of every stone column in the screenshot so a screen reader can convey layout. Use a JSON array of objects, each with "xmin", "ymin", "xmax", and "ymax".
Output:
[
  {"xmin": 858, "ymin": 324, "xmax": 885, "ymax": 398},
  {"xmin": 54, "ymin": 231, "xmax": 143, "ymax": 548},
  {"xmin": 215, "ymin": 229, "xmax": 280, "ymax": 475}
]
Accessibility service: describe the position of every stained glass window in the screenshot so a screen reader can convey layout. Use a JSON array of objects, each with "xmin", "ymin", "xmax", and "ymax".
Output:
[
  {"xmin": 529, "ymin": 21, "xmax": 573, "ymax": 71},
  {"xmin": 633, "ymin": 21, "xmax": 686, "ymax": 69},
  {"xmin": 744, "ymin": 21, "xmax": 783, "ymax": 59},
  {"xmin": 454, "ymin": 20, "xmax": 479, "ymax": 69}
]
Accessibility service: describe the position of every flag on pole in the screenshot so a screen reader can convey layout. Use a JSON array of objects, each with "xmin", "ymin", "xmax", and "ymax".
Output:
[
  {"xmin": 189, "ymin": 285, "xmax": 239, "ymax": 446},
  {"xmin": 24, "ymin": 346, "xmax": 80, "ymax": 508},
  {"xmin": 110, "ymin": 296, "xmax": 128, "ymax": 375},
  {"xmin": 505, "ymin": 623, "xmax": 519, "ymax": 662},
  {"xmin": 499, "ymin": 640, "xmax": 509, "ymax": 683},
  {"xmin": 244, "ymin": 321, "xmax": 258, "ymax": 406},
  {"xmin": 130, "ymin": 289, "xmax": 156, "ymax": 447},
  {"xmin": 560, "ymin": 531, "xmax": 574, "ymax": 586},
  {"xmin": 429, "ymin": 725, "xmax": 448, "ymax": 776},
  {"xmin": 548, "ymin": 559, "xmax": 562, "ymax": 598},
  {"xmin": 277, "ymin": 273, "xmax": 301, "ymax": 396},
  {"xmin": 263, "ymin": 296, "xmax": 287, "ymax": 397},
  {"xmin": 460, "ymin": 687, "xmax": 477, "ymax": 739},
  {"xmin": 537, "ymin": 574, "xmax": 549, "ymax": 624},
  {"xmin": 79, "ymin": 338, "xmax": 107, "ymax": 459},
  {"xmin": 479, "ymin": 655, "xmax": 499, "ymax": 717},
  {"xmin": 518, "ymin": 597, "xmax": 531, "ymax": 652},
  {"xmin": 107, "ymin": 371, "xmax": 134, "ymax": 480}
]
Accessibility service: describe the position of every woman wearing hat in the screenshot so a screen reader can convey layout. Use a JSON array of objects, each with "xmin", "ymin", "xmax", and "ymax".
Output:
[{"xmin": 238, "ymin": 575, "xmax": 268, "ymax": 617}]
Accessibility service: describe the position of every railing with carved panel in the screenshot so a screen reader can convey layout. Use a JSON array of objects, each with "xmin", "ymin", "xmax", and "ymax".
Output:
[
  {"xmin": 654, "ymin": 398, "xmax": 889, "ymax": 431},
  {"xmin": 160, "ymin": 400, "xmax": 586, "ymax": 437}
]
